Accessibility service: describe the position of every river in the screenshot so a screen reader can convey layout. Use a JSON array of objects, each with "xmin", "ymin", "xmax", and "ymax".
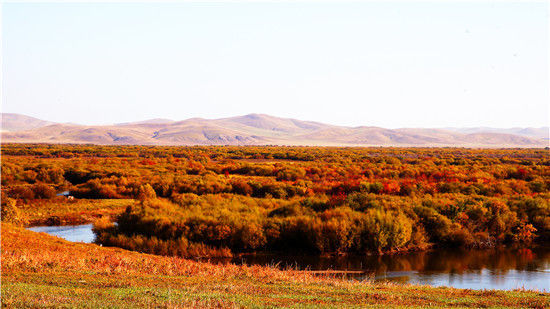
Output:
[{"xmin": 27, "ymin": 224, "xmax": 550, "ymax": 291}]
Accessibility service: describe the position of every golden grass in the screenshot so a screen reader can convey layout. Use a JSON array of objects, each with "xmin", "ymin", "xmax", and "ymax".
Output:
[{"xmin": 19, "ymin": 198, "xmax": 134, "ymax": 226}]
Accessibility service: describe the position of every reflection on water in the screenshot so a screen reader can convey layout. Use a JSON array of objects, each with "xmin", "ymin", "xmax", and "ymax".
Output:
[
  {"xmin": 225, "ymin": 247, "xmax": 550, "ymax": 291},
  {"xmin": 27, "ymin": 224, "xmax": 550, "ymax": 291},
  {"xmin": 28, "ymin": 224, "xmax": 95, "ymax": 243}
]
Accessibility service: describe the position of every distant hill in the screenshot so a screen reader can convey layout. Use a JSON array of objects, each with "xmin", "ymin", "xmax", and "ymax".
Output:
[
  {"xmin": 1, "ymin": 113, "xmax": 54, "ymax": 132},
  {"xmin": 443, "ymin": 127, "xmax": 549, "ymax": 140},
  {"xmin": 115, "ymin": 118, "xmax": 175, "ymax": 126},
  {"xmin": 1, "ymin": 113, "xmax": 547, "ymax": 147}
]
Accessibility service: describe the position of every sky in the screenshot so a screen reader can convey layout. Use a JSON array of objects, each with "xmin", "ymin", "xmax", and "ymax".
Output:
[{"xmin": 2, "ymin": 1, "xmax": 548, "ymax": 128}]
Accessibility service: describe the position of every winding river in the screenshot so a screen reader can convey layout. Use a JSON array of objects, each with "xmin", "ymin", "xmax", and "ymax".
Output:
[{"xmin": 28, "ymin": 224, "xmax": 550, "ymax": 291}]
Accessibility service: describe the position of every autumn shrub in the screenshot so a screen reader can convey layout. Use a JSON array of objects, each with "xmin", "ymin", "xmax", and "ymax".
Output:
[
  {"xmin": 1, "ymin": 196, "xmax": 27, "ymax": 226},
  {"xmin": 137, "ymin": 184, "xmax": 157, "ymax": 201},
  {"xmin": 276, "ymin": 216, "xmax": 321, "ymax": 252},
  {"xmin": 300, "ymin": 195, "xmax": 331, "ymax": 212},
  {"xmin": 2, "ymin": 144, "xmax": 548, "ymax": 257},
  {"xmin": 346, "ymin": 192, "xmax": 379, "ymax": 212},
  {"xmin": 268, "ymin": 203, "xmax": 309, "ymax": 218},
  {"xmin": 7, "ymin": 186, "xmax": 36, "ymax": 200},
  {"xmin": 358, "ymin": 209, "xmax": 413, "ymax": 252},
  {"xmin": 231, "ymin": 221, "xmax": 267, "ymax": 250},
  {"xmin": 72, "ymin": 179, "xmax": 123, "ymax": 199},
  {"xmin": 446, "ymin": 226, "xmax": 476, "ymax": 247},
  {"xmin": 414, "ymin": 206, "xmax": 452, "ymax": 243}
]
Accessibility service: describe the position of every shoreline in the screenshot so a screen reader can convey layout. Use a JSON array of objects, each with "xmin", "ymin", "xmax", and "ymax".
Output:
[
  {"xmin": 26, "ymin": 221, "xmax": 550, "ymax": 258},
  {"xmin": 3, "ymin": 223, "xmax": 549, "ymax": 308}
]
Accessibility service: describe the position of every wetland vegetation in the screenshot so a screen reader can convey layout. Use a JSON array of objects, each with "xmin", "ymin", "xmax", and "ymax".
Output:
[{"xmin": 1, "ymin": 144, "xmax": 549, "ymax": 306}]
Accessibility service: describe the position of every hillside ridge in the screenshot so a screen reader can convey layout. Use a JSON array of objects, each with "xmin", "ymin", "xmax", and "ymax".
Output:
[{"xmin": 1, "ymin": 113, "xmax": 547, "ymax": 147}]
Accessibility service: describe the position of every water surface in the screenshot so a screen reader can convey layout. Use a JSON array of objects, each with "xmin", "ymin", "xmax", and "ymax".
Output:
[
  {"xmin": 228, "ymin": 247, "xmax": 550, "ymax": 291},
  {"xmin": 28, "ymin": 224, "xmax": 95, "ymax": 243},
  {"xmin": 28, "ymin": 224, "xmax": 550, "ymax": 291}
]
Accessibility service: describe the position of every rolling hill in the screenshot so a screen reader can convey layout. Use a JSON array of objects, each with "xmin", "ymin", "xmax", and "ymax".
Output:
[
  {"xmin": 443, "ymin": 127, "xmax": 549, "ymax": 140},
  {"xmin": 1, "ymin": 113, "xmax": 547, "ymax": 147},
  {"xmin": 1, "ymin": 113, "xmax": 55, "ymax": 132}
]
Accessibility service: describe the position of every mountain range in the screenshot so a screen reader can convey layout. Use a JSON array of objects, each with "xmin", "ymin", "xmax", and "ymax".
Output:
[{"xmin": 1, "ymin": 113, "xmax": 548, "ymax": 147}]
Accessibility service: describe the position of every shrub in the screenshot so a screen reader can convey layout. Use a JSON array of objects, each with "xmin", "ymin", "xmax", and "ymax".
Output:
[
  {"xmin": 1, "ymin": 196, "xmax": 27, "ymax": 226},
  {"xmin": 414, "ymin": 206, "xmax": 452, "ymax": 243},
  {"xmin": 359, "ymin": 209, "xmax": 412, "ymax": 252}
]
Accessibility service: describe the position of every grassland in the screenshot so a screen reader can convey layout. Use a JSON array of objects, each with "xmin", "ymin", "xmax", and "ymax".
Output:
[
  {"xmin": 2, "ymin": 223, "xmax": 549, "ymax": 308},
  {"xmin": 18, "ymin": 198, "xmax": 134, "ymax": 226}
]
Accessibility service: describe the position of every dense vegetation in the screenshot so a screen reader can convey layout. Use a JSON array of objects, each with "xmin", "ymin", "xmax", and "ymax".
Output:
[{"xmin": 2, "ymin": 144, "xmax": 549, "ymax": 258}]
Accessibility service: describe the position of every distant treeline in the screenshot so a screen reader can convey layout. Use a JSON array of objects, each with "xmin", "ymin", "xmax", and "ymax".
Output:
[{"xmin": 2, "ymin": 144, "xmax": 549, "ymax": 257}]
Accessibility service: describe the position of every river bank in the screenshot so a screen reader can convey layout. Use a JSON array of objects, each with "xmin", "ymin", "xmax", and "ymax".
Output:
[
  {"xmin": 26, "ymin": 223, "xmax": 550, "ymax": 291},
  {"xmin": 3, "ymin": 223, "xmax": 549, "ymax": 308}
]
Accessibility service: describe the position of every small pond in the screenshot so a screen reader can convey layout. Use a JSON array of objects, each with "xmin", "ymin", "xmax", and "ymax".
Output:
[
  {"xmin": 28, "ymin": 224, "xmax": 95, "ymax": 243},
  {"xmin": 28, "ymin": 224, "xmax": 550, "ymax": 291}
]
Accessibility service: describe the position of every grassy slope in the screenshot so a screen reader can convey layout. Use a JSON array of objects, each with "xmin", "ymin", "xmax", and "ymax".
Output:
[
  {"xmin": 2, "ymin": 223, "xmax": 549, "ymax": 308},
  {"xmin": 20, "ymin": 198, "xmax": 134, "ymax": 226}
]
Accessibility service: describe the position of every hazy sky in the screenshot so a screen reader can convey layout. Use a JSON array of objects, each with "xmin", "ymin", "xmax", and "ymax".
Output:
[{"xmin": 2, "ymin": 1, "xmax": 548, "ymax": 128}]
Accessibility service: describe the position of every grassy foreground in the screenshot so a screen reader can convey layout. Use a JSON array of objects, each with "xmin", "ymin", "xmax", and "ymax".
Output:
[{"xmin": 1, "ymin": 223, "xmax": 549, "ymax": 308}]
